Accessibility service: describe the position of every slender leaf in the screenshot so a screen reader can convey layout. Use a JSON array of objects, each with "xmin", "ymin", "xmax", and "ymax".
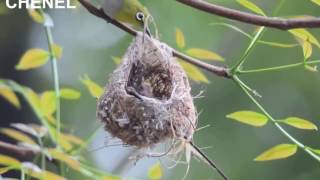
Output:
[
  {"xmin": 280, "ymin": 117, "xmax": 318, "ymax": 130},
  {"xmin": 40, "ymin": 91, "xmax": 56, "ymax": 116},
  {"xmin": 254, "ymin": 144, "xmax": 298, "ymax": 161},
  {"xmin": 0, "ymin": 155, "xmax": 20, "ymax": 167},
  {"xmin": 61, "ymin": 133, "xmax": 84, "ymax": 146},
  {"xmin": 80, "ymin": 75, "xmax": 104, "ymax": 98},
  {"xmin": 0, "ymin": 128, "xmax": 37, "ymax": 145},
  {"xmin": 237, "ymin": 0, "xmax": 266, "ymax": 16},
  {"xmin": 48, "ymin": 149, "xmax": 81, "ymax": 171},
  {"xmin": 28, "ymin": 9, "xmax": 44, "ymax": 24},
  {"xmin": 52, "ymin": 44, "xmax": 63, "ymax": 59},
  {"xmin": 148, "ymin": 162, "xmax": 163, "ymax": 180},
  {"xmin": 186, "ymin": 48, "xmax": 224, "ymax": 61},
  {"xmin": 226, "ymin": 111, "xmax": 268, "ymax": 127},
  {"xmin": 289, "ymin": 29, "xmax": 320, "ymax": 48},
  {"xmin": 178, "ymin": 60, "xmax": 210, "ymax": 83},
  {"xmin": 16, "ymin": 49, "xmax": 50, "ymax": 70},
  {"xmin": 0, "ymin": 86, "xmax": 20, "ymax": 108},
  {"xmin": 112, "ymin": 56, "xmax": 121, "ymax": 65},
  {"xmin": 312, "ymin": 0, "xmax": 320, "ymax": 6},
  {"xmin": 176, "ymin": 28, "xmax": 186, "ymax": 49},
  {"xmin": 60, "ymin": 88, "xmax": 81, "ymax": 100}
]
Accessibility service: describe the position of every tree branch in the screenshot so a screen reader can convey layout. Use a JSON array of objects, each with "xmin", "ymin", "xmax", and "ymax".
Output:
[
  {"xmin": 177, "ymin": 0, "xmax": 320, "ymax": 30},
  {"xmin": 78, "ymin": 0, "xmax": 231, "ymax": 78}
]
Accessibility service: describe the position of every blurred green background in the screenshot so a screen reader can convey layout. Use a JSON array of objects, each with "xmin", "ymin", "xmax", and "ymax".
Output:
[{"xmin": 1, "ymin": 0, "xmax": 320, "ymax": 179}]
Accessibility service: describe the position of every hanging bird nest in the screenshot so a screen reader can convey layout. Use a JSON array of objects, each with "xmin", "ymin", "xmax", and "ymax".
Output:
[{"xmin": 97, "ymin": 32, "xmax": 197, "ymax": 148}]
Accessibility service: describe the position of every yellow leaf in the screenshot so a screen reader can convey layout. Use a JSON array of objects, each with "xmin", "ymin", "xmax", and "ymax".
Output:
[
  {"xmin": 80, "ymin": 75, "xmax": 104, "ymax": 98},
  {"xmin": 0, "ymin": 128, "xmax": 37, "ymax": 145},
  {"xmin": 0, "ymin": 154, "xmax": 20, "ymax": 167},
  {"xmin": 57, "ymin": 135, "xmax": 73, "ymax": 151},
  {"xmin": 48, "ymin": 149, "xmax": 81, "ymax": 171},
  {"xmin": 52, "ymin": 44, "xmax": 63, "ymax": 59},
  {"xmin": 0, "ymin": 86, "xmax": 20, "ymax": 108},
  {"xmin": 29, "ymin": 170, "xmax": 66, "ymax": 180},
  {"xmin": 237, "ymin": 0, "xmax": 266, "ymax": 16},
  {"xmin": 25, "ymin": 88, "xmax": 41, "ymax": 110},
  {"xmin": 0, "ymin": 167, "xmax": 11, "ymax": 174},
  {"xmin": 148, "ymin": 162, "xmax": 163, "ymax": 180},
  {"xmin": 282, "ymin": 117, "xmax": 318, "ymax": 130},
  {"xmin": 186, "ymin": 48, "xmax": 224, "ymax": 61},
  {"xmin": 112, "ymin": 56, "xmax": 122, "ymax": 65},
  {"xmin": 61, "ymin": 133, "xmax": 84, "ymax": 146},
  {"xmin": 40, "ymin": 91, "xmax": 56, "ymax": 116},
  {"xmin": 175, "ymin": 28, "xmax": 186, "ymax": 49},
  {"xmin": 312, "ymin": 0, "xmax": 320, "ymax": 6},
  {"xmin": 289, "ymin": 29, "xmax": 320, "ymax": 48},
  {"xmin": 16, "ymin": 49, "xmax": 50, "ymax": 70},
  {"xmin": 60, "ymin": 88, "xmax": 81, "ymax": 100},
  {"xmin": 178, "ymin": 60, "xmax": 209, "ymax": 83},
  {"xmin": 102, "ymin": 175, "xmax": 121, "ymax": 180},
  {"xmin": 28, "ymin": 9, "xmax": 44, "ymax": 24},
  {"xmin": 254, "ymin": 144, "xmax": 298, "ymax": 161},
  {"xmin": 46, "ymin": 114, "xmax": 57, "ymax": 126},
  {"xmin": 302, "ymin": 39, "xmax": 312, "ymax": 59},
  {"xmin": 226, "ymin": 111, "xmax": 268, "ymax": 127}
]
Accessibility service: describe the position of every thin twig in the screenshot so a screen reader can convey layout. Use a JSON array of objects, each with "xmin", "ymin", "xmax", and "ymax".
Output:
[
  {"xmin": 78, "ymin": 0, "xmax": 231, "ymax": 78},
  {"xmin": 177, "ymin": 0, "xmax": 320, "ymax": 30}
]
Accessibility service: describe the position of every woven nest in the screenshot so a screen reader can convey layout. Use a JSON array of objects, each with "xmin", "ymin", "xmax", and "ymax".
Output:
[{"xmin": 97, "ymin": 32, "xmax": 197, "ymax": 148}]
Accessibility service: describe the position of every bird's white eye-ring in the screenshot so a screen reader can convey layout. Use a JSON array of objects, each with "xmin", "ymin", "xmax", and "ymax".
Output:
[{"xmin": 136, "ymin": 12, "xmax": 145, "ymax": 22}]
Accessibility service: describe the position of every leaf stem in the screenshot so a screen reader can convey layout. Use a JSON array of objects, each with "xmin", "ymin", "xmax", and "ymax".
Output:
[
  {"xmin": 238, "ymin": 60, "xmax": 320, "ymax": 74},
  {"xmin": 231, "ymin": 27, "xmax": 266, "ymax": 73},
  {"xmin": 40, "ymin": 10, "xmax": 61, "ymax": 148},
  {"xmin": 233, "ymin": 76, "xmax": 320, "ymax": 162}
]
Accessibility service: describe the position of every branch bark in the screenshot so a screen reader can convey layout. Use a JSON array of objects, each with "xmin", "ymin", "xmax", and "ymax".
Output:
[
  {"xmin": 177, "ymin": 0, "xmax": 320, "ymax": 30},
  {"xmin": 78, "ymin": 0, "xmax": 231, "ymax": 78}
]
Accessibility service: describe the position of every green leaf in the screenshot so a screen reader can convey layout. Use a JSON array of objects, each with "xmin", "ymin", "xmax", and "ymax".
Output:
[
  {"xmin": 0, "ymin": 2, "xmax": 9, "ymax": 15},
  {"xmin": 52, "ymin": 44, "xmax": 63, "ymax": 59},
  {"xmin": 254, "ymin": 144, "xmax": 298, "ymax": 161},
  {"xmin": 29, "ymin": 170, "xmax": 66, "ymax": 180},
  {"xmin": 178, "ymin": 60, "xmax": 210, "ymax": 83},
  {"xmin": 25, "ymin": 88, "xmax": 41, "ymax": 110},
  {"xmin": 16, "ymin": 49, "xmax": 50, "ymax": 70},
  {"xmin": 148, "ymin": 162, "xmax": 163, "ymax": 180},
  {"xmin": 102, "ymin": 175, "xmax": 121, "ymax": 180},
  {"xmin": 40, "ymin": 91, "xmax": 56, "ymax": 116},
  {"xmin": 175, "ymin": 27, "xmax": 186, "ymax": 49},
  {"xmin": 186, "ymin": 48, "xmax": 224, "ymax": 61},
  {"xmin": 312, "ymin": 0, "xmax": 320, "ymax": 6},
  {"xmin": 226, "ymin": 111, "xmax": 268, "ymax": 127},
  {"xmin": 280, "ymin": 117, "xmax": 318, "ymax": 130},
  {"xmin": 80, "ymin": 75, "xmax": 104, "ymax": 98},
  {"xmin": 112, "ymin": 56, "xmax": 122, "ymax": 65},
  {"xmin": 302, "ymin": 39, "xmax": 313, "ymax": 60},
  {"xmin": 28, "ymin": 9, "xmax": 44, "ymax": 24},
  {"xmin": 305, "ymin": 65, "xmax": 318, "ymax": 72},
  {"xmin": 0, "ymin": 85, "xmax": 20, "ymax": 108},
  {"xmin": 237, "ymin": 0, "xmax": 266, "ymax": 16},
  {"xmin": 289, "ymin": 29, "xmax": 320, "ymax": 48},
  {"xmin": 60, "ymin": 88, "xmax": 81, "ymax": 100},
  {"xmin": 0, "ymin": 128, "xmax": 37, "ymax": 145},
  {"xmin": 0, "ymin": 155, "xmax": 20, "ymax": 167}
]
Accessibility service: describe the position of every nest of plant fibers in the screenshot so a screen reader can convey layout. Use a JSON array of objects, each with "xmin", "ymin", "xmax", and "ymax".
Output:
[{"xmin": 97, "ymin": 32, "xmax": 197, "ymax": 149}]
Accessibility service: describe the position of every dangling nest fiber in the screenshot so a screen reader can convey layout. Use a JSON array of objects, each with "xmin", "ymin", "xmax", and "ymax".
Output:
[{"xmin": 97, "ymin": 32, "xmax": 197, "ymax": 148}]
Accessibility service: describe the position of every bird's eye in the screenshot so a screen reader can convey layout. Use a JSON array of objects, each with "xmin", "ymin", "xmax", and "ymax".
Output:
[{"xmin": 136, "ymin": 12, "xmax": 145, "ymax": 22}]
